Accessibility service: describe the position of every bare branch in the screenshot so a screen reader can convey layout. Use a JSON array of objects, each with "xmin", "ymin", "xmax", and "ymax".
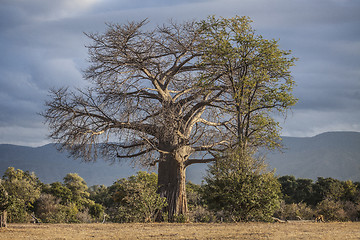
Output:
[{"xmin": 184, "ymin": 158, "xmax": 216, "ymax": 167}]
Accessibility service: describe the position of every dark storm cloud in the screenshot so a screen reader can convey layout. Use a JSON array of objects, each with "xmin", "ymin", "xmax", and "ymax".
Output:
[{"xmin": 0, "ymin": 0, "xmax": 359, "ymax": 145}]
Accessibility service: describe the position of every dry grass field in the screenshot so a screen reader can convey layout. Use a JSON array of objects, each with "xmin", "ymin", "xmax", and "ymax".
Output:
[{"xmin": 1, "ymin": 222, "xmax": 359, "ymax": 239}]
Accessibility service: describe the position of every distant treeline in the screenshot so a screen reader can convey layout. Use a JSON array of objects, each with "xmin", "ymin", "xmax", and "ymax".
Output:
[{"xmin": 0, "ymin": 167, "xmax": 359, "ymax": 223}]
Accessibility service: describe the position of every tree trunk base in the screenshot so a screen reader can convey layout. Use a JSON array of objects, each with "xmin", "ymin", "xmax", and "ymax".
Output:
[{"xmin": 157, "ymin": 153, "xmax": 188, "ymax": 222}]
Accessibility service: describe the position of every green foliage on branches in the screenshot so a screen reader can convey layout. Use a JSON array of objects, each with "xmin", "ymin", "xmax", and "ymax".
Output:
[
  {"xmin": 35, "ymin": 173, "xmax": 102, "ymax": 223},
  {"xmin": 2, "ymin": 167, "xmax": 42, "ymax": 222},
  {"xmin": 278, "ymin": 176, "xmax": 314, "ymax": 205},
  {"xmin": 186, "ymin": 182, "xmax": 215, "ymax": 223},
  {"xmin": 64, "ymin": 173, "xmax": 90, "ymax": 202},
  {"xmin": 313, "ymin": 177, "xmax": 345, "ymax": 204},
  {"xmin": 1, "ymin": 166, "xmax": 359, "ymax": 223},
  {"xmin": 203, "ymin": 151, "xmax": 281, "ymax": 222},
  {"xmin": 277, "ymin": 175, "xmax": 360, "ymax": 221},
  {"xmin": 199, "ymin": 16, "xmax": 297, "ymax": 151},
  {"xmin": 107, "ymin": 171, "xmax": 167, "ymax": 223}
]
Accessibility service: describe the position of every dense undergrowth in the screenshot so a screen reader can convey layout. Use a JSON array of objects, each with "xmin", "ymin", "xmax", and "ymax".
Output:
[{"xmin": 0, "ymin": 167, "xmax": 359, "ymax": 223}]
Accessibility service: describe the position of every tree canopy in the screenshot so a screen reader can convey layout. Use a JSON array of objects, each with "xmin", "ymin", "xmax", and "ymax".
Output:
[{"xmin": 43, "ymin": 16, "xmax": 297, "ymax": 219}]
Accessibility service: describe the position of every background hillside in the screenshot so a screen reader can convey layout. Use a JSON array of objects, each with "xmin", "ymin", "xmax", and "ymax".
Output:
[
  {"xmin": 266, "ymin": 131, "xmax": 360, "ymax": 181},
  {"xmin": 0, "ymin": 131, "xmax": 359, "ymax": 185}
]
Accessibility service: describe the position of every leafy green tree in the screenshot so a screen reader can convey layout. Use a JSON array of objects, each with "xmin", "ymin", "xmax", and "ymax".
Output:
[
  {"xmin": 313, "ymin": 177, "xmax": 344, "ymax": 205},
  {"xmin": 88, "ymin": 185, "xmax": 109, "ymax": 206},
  {"xmin": 2, "ymin": 167, "xmax": 42, "ymax": 222},
  {"xmin": 108, "ymin": 172, "xmax": 167, "ymax": 222},
  {"xmin": 64, "ymin": 173, "xmax": 90, "ymax": 202},
  {"xmin": 199, "ymin": 16, "xmax": 297, "ymax": 153},
  {"xmin": 62, "ymin": 173, "xmax": 101, "ymax": 221},
  {"xmin": 278, "ymin": 176, "xmax": 314, "ymax": 205},
  {"xmin": 278, "ymin": 175, "xmax": 297, "ymax": 204},
  {"xmin": 42, "ymin": 182, "xmax": 72, "ymax": 204},
  {"xmin": 36, "ymin": 173, "xmax": 102, "ymax": 223},
  {"xmin": 294, "ymin": 178, "xmax": 314, "ymax": 205},
  {"xmin": 203, "ymin": 151, "xmax": 281, "ymax": 222},
  {"xmin": 199, "ymin": 17, "xmax": 295, "ymax": 221},
  {"xmin": 341, "ymin": 180, "xmax": 359, "ymax": 203}
]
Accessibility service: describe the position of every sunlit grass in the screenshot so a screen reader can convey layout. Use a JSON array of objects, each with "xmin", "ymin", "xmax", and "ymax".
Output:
[{"xmin": 1, "ymin": 222, "xmax": 360, "ymax": 239}]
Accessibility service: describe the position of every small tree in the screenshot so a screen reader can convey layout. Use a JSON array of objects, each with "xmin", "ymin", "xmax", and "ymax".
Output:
[
  {"xmin": 64, "ymin": 173, "xmax": 90, "ymax": 204},
  {"xmin": 313, "ymin": 177, "xmax": 345, "ymax": 205},
  {"xmin": 278, "ymin": 176, "xmax": 314, "ymax": 205},
  {"xmin": 203, "ymin": 151, "xmax": 281, "ymax": 222},
  {"xmin": 108, "ymin": 172, "xmax": 167, "ymax": 222},
  {"xmin": 278, "ymin": 175, "xmax": 298, "ymax": 204},
  {"xmin": 34, "ymin": 193, "xmax": 65, "ymax": 223},
  {"xmin": 43, "ymin": 182, "xmax": 73, "ymax": 204},
  {"xmin": 37, "ymin": 173, "xmax": 101, "ymax": 223},
  {"xmin": 2, "ymin": 167, "xmax": 42, "ymax": 223},
  {"xmin": 199, "ymin": 16, "xmax": 297, "ymax": 154}
]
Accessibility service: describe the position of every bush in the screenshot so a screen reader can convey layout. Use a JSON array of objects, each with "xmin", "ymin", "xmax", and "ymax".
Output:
[
  {"xmin": 342, "ymin": 201, "xmax": 360, "ymax": 221},
  {"xmin": 89, "ymin": 203, "xmax": 104, "ymax": 220},
  {"xmin": 2, "ymin": 168, "xmax": 42, "ymax": 223},
  {"xmin": 203, "ymin": 151, "xmax": 281, "ymax": 222},
  {"xmin": 188, "ymin": 205, "xmax": 216, "ymax": 223},
  {"xmin": 34, "ymin": 193, "xmax": 62, "ymax": 223},
  {"xmin": 316, "ymin": 199, "xmax": 347, "ymax": 221},
  {"xmin": 274, "ymin": 201, "xmax": 315, "ymax": 220},
  {"xmin": 107, "ymin": 172, "xmax": 167, "ymax": 223},
  {"xmin": 34, "ymin": 194, "xmax": 87, "ymax": 223}
]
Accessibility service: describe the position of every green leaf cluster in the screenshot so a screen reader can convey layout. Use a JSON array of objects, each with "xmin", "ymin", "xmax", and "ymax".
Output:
[
  {"xmin": 202, "ymin": 151, "xmax": 281, "ymax": 222},
  {"xmin": 277, "ymin": 176, "xmax": 360, "ymax": 221},
  {"xmin": 1, "ymin": 167, "xmax": 41, "ymax": 222},
  {"xmin": 199, "ymin": 16, "xmax": 298, "ymax": 151},
  {"xmin": 106, "ymin": 171, "xmax": 167, "ymax": 223}
]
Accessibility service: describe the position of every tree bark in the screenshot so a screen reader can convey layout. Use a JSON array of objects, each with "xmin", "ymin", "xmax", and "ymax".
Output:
[
  {"xmin": 0, "ymin": 211, "xmax": 7, "ymax": 228},
  {"xmin": 157, "ymin": 151, "xmax": 188, "ymax": 221}
]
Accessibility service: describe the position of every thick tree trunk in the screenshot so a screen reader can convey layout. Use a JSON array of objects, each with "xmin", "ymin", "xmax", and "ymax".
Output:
[
  {"xmin": 0, "ymin": 211, "xmax": 7, "ymax": 228},
  {"xmin": 157, "ymin": 151, "xmax": 188, "ymax": 221}
]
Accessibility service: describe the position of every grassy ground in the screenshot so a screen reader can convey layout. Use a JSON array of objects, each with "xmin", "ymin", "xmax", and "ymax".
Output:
[{"xmin": 0, "ymin": 222, "xmax": 360, "ymax": 239}]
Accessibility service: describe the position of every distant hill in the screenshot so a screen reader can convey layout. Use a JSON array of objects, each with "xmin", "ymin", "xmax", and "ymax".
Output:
[
  {"xmin": 0, "ymin": 131, "xmax": 359, "ymax": 186},
  {"xmin": 0, "ymin": 144, "xmax": 142, "ymax": 186},
  {"xmin": 266, "ymin": 131, "xmax": 360, "ymax": 182}
]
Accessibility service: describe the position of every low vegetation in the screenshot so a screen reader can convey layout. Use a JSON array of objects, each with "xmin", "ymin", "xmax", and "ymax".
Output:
[{"xmin": 0, "ymin": 166, "xmax": 359, "ymax": 225}]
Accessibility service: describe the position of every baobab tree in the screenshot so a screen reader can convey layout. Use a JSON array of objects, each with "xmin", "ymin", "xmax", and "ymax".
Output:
[{"xmin": 43, "ymin": 16, "xmax": 296, "ymax": 220}]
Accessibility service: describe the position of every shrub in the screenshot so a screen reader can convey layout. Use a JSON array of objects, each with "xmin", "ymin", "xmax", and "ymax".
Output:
[
  {"xmin": 316, "ymin": 199, "xmax": 347, "ymax": 221},
  {"xmin": 188, "ymin": 205, "xmax": 216, "ymax": 223},
  {"xmin": 274, "ymin": 201, "xmax": 315, "ymax": 220},
  {"xmin": 203, "ymin": 151, "xmax": 281, "ymax": 222},
  {"xmin": 342, "ymin": 201, "xmax": 360, "ymax": 221},
  {"xmin": 2, "ymin": 168, "xmax": 42, "ymax": 223},
  {"xmin": 108, "ymin": 172, "xmax": 167, "ymax": 223}
]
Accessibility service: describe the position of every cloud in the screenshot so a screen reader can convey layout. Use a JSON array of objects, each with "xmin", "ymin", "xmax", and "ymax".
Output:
[
  {"xmin": 279, "ymin": 109, "xmax": 360, "ymax": 137},
  {"xmin": 0, "ymin": 0, "xmax": 359, "ymax": 146},
  {"xmin": 0, "ymin": 0, "xmax": 99, "ymax": 23}
]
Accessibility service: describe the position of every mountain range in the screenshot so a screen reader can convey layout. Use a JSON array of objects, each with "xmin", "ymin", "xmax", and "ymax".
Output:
[{"xmin": 0, "ymin": 131, "xmax": 359, "ymax": 186}]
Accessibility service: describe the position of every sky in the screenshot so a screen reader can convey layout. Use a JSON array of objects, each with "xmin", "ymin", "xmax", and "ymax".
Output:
[{"xmin": 0, "ymin": 0, "xmax": 359, "ymax": 147}]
